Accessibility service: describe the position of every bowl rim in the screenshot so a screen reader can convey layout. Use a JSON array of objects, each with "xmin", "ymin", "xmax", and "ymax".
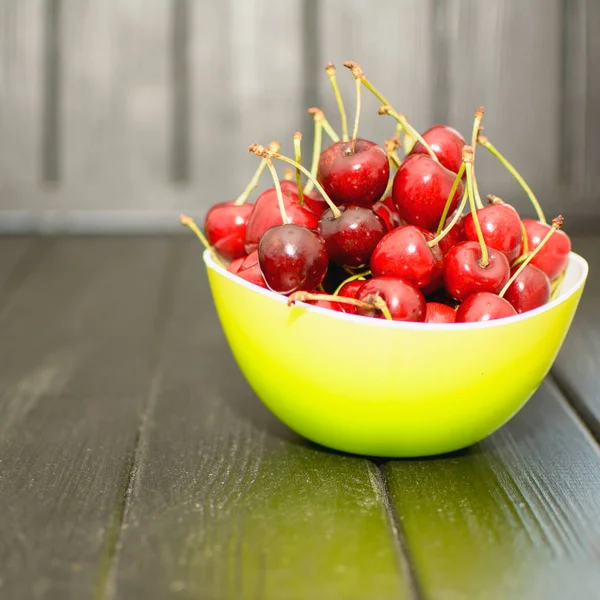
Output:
[{"xmin": 203, "ymin": 249, "xmax": 589, "ymax": 331}]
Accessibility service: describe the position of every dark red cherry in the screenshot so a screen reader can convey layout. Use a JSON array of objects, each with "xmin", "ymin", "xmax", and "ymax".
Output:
[
  {"xmin": 355, "ymin": 277, "xmax": 426, "ymax": 322},
  {"xmin": 227, "ymin": 256, "xmax": 246, "ymax": 274},
  {"xmin": 463, "ymin": 203, "xmax": 523, "ymax": 264},
  {"xmin": 336, "ymin": 279, "xmax": 365, "ymax": 314},
  {"xmin": 437, "ymin": 211, "xmax": 466, "ymax": 256},
  {"xmin": 410, "ymin": 124, "xmax": 466, "ymax": 174},
  {"xmin": 244, "ymin": 188, "xmax": 318, "ymax": 254},
  {"xmin": 318, "ymin": 205, "xmax": 387, "ymax": 267},
  {"xmin": 258, "ymin": 224, "xmax": 328, "ymax": 294},
  {"xmin": 236, "ymin": 250, "xmax": 268, "ymax": 288},
  {"xmin": 522, "ymin": 219, "xmax": 571, "ymax": 280},
  {"xmin": 444, "ymin": 241, "xmax": 510, "ymax": 301},
  {"xmin": 425, "ymin": 302, "xmax": 456, "ymax": 323},
  {"xmin": 370, "ymin": 225, "xmax": 443, "ymax": 290},
  {"xmin": 318, "ymin": 139, "xmax": 389, "ymax": 207},
  {"xmin": 456, "ymin": 292, "xmax": 517, "ymax": 322},
  {"xmin": 392, "ymin": 154, "xmax": 464, "ymax": 231},
  {"xmin": 205, "ymin": 201, "xmax": 254, "ymax": 261},
  {"xmin": 503, "ymin": 264, "xmax": 550, "ymax": 314},
  {"xmin": 279, "ymin": 180, "xmax": 328, "ymax": 216}
]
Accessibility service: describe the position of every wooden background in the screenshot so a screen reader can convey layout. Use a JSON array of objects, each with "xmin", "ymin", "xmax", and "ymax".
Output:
[{"xmin": 0, "ymin": 0, "xmax": 598, "ymax": 233}]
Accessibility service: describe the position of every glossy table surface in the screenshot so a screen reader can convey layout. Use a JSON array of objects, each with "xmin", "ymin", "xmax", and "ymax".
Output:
[{"xmin": 0, "ymin": 235, "xmax": 598, "ymax": 600}]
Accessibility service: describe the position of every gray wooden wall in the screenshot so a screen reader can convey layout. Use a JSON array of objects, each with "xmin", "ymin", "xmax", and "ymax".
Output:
[{"xmin": 0, "ymin": 0, "xmax": 598, "ymax": 233}]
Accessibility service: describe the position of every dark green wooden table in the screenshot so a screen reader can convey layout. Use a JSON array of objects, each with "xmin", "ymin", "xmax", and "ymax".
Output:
[{"xmin": 0, "ymin": 236, "xmax": 599, "ymax": 600}]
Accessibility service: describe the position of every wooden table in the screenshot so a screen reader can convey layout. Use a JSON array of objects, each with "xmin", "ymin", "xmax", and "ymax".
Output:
[{"xmin": 0, "ymin": 235, "xmax": 599, "ymax": 600}]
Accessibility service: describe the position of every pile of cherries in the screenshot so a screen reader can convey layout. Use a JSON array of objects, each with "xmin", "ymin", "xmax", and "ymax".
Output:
[{"xmin": 183, "ymin": 61, "xmax": 571, "ymax": 323}]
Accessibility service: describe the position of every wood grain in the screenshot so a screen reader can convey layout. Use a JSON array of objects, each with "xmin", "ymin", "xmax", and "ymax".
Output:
[
  {"xmin": 111, "ymin": 240, "xmax": 413, "ymax": 600},
  {"xmin": 552, "ymin": 236, "xmax": 600, "ymax": 437},
  {"xmin": 0, "ymin": 238, "xmax": 174, "ymax": 599},
  {"xmin": 384, "ymin": 379, "xmax": 600, "ymax": 600}
]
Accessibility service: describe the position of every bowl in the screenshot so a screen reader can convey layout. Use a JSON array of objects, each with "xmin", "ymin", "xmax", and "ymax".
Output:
[{"xmin": 203, "ymin": 249, "xmax": 588, "ymax": 457}]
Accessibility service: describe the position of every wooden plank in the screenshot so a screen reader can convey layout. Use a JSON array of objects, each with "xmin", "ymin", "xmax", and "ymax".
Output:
[
  {"xmin": 384, "ymin": 379, "xmax": 600, "ymax": 599},
  {"xmin": 189, "ymin": 0, "xmax": 305, "ymax": 211},
  {"xmin": 111, "ymin": 240, "xmax": 413, "ymax": 600},
  {"xmin": 552, "ymin": 236, "xmax": 600, "ymax": 436},
  {"xmin": 0, "ymin": 237, "xmax": 174, "ymax": 599},
  {"xmin": 316, "ymin": 0, "xmax": 434, "ymax": 149},
  {"xmin": 0, "ymin": 0, "xmax": 44, "ymax": 209}
]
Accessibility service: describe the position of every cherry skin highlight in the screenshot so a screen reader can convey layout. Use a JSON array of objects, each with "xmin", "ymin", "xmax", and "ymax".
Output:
[
  {"xmin": 456, "ymin": 292, "xmax": 517, "ymax": 322},
  {"xmin": 463, "ymin": 203, "xmax": 523, "ymax": 264},
  {"xmin": 258, "ymin": 224, "xmax": 328, "ymax": 294},
  {"xmin": 392, "ymin": 154, "xmax": 464, "ymax": 231},
  {"xmin": 318, "ymin": 139, "xmax": 389, "ymax": 207},
  {"xmin": 318, "ymin": 205, "xmax": 387, "ymax": 267},
  {"xmin": 355, "ymin": 277, "xmax": 426, "ymax": 322},
  {"xmin": 444, "ymin": 241, "xmax": 510, "ymax": 301},
  {"xmin": 503, "ymin": 264, "xmax": 550, "ymax": 314}
]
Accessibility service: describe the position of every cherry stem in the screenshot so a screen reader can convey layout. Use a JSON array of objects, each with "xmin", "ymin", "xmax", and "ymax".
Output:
[
  {"xmin": 369, "ymin": 295, "xmax": 393, "ymax": 321},
  {"xmin": 428, "ymin": 189, "xmax": 469, "ymax": 247},
  {"xmin": 293, "ymin": 132, "xmax": 304, "ymax": 206},
  {"xmin": 326, "ymin": 62, "xmax": 349, "ymax": 141},
  {"xmin": 384, "ymin": 137, "xmax": 401, "ymax": 170},
  {"xmin": 550, "ymin": 268, "xmax": 566, "ymax": 301},
  {"xmin": 434, "ymin": 162, "xmax": 466, "ymax": 237},
  {"xmin": 465, "ymin": 157, "xmax": 489, "ymax": 267},
  {"xmin": 179, "ymin": 214, "xmax": 227, "ymax": 269},
  {"xmin": 233, "ymin": 141, "xmax": 280, "ymax": 206},
  {"xmin": 343, "ymin": 62, "xmax": 364, "ymax": 153},
  {"xmin": 249, "ymin": 144, "xmax": 342, "ymax": 219},
  {"xmin": 359, "ymin": 72, "xmax": 391, "ymax": 107},
  {"xmin": 333, "ymin": 270, "xmax": 371, "ymax": 296},
  {"xmin": 478, "ymin": 134, "xmax": 546, "ymax": 223},
  {"xmin": 263, "ymin": 157, "xmax": 289, "ymax": 224},
  {"xmin": 304, "ymin": 109, "xmax": 325, "ymax": 194},
  {"xmin": 499, "ymin": 216, "xmax": 563, "ymax": 297},
  {"xmin": 470, "ymin": 107, "xmax": 485, "ymax": 209},
  {"xmin": 378, "ymin": 106, "xmax": 439, "ymax": 163},
  {"xmin": 288, "ymin": 291, "xmax": 371, "ymax": 311}
]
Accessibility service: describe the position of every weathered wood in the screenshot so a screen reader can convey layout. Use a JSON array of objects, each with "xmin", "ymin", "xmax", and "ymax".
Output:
[
  {"xmin": 111, "ymin": 240, "xmax": 413, "ymax": 600},
  {"xmin": 384, "ymin": 379, "xmax": 600, "ymax": 600},
  {"xmin": 0, "ymin": 238, "xmax": 174, "ymax": 599},
  {"xmin": 552, "ymin": 236, "xmax": 600, "ymax": 437}
]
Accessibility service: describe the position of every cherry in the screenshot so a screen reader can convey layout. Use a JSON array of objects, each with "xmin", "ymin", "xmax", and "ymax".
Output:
[
  {"xmin": 205, "ymin": 202, "xmax": 254, "ymax": 261},
  {"xmin": 279, "ymin": 180, "xmax": 328, "ymax": 216},
  {"xmin": 227, "ymin": 256, "xmax": 246, "ymax": 274},
  {"xmin": 370, "ymin": 225, "xmax": 443, "ymax": 291},
  {"xmin": 236, "ymin": 250, "xmax": 268, "ymax": 289},
  {"xmin": 382, "ymin": 195, "xmax": 405, "ymax": 227},
  {"xmin": 336, "ymin": 278, "xmax": 366, "ymax": 314},
  {"xmin": 425, "ymin": 302, "xmax": 456, "ymax": 323},
  {"xmin": 410, "ymin": 124, "xmax": 466, "ymax": 175},
  {"xmin": 244, "ymin": 188, "xmax": 318, "ymax": 254},
  {"xmin": 318, "ymin": 205, "xmax": 387, "ymax": 267},
  {"xmin": 456, "ymin": 292, "xmax": 517, "ymax": 322},
  {"xmin": 436, "ymin": 211, "xmax": 465, "ymax": 256},
  {"xmin": 444, "ymin": 241, "xmax": 510, "ymax": 301},
  {"xmin": 372, "ymin": 201, "xmax": 396, "ymax": 232},
  {"xmin": 502, "ymin": 264, "xmax": 550, "ymax": 314},
  {"xmin": 463, "ymin": 200, "xmax": 523, "ymax": 264},
  {"xmin": 392, "ymin": 154, "xmax": 464, "ymax": 231},
  {"xmin": 522, "ymin": 219, "xmax": 571, "ymax": 280},
  {"xmin": 355, "ymin": 277, "xmax": 426, "ymax": 322},
  {"xmin": 317, "ymin": 139, "xmax": 389, "ymax": 207},
  {"xmin": 258, "ymin": 224, "xmax": 328, "ymax": 294}
]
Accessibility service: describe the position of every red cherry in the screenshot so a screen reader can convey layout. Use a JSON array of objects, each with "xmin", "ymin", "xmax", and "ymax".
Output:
[
  {"xmin": 370, "ymin": 225, "xmax": 443, "ymax": 290},
  {"xmin": 258, "ymin": 224, "xmax": 328, "ymax": 294},
  {"xmin": 410, "ymin": 124, "xmax": 466, "ymax": 174},
  {"xmin": 236, "ymin": 250, "xmax": 268, "ymax": 289},
  {"xmin": 444, "ymin": 241, "xmax": 510, "ymax": 301},
  {"xmin": 227, "ymin": 256, "xmax": 246, "ymax": 274},
  {"xmin": 392, "ymin": 154, "xmax": 464, "ymax": 231},
  {"xmin": 318, "ymin": 205, "xmax": 387, "ymax": 267},
  {"xmin": 204, "ymin": 201, "xmax": 254, "ymax": 261},
  {"xmin": 279, "ymin": 180, "xmax": 328, "ymax": 216},
  {"xmin": 503, "ymin": 264, "xmax": 550, "ymax": 314},
  {"xmin": 425, "ymin": 302, "xmax": 456, "ymax": 323},
  {"xmin": 336, "ymin": 279, "xmax": 365, "ymax": 314},
  {"xmin": 382, "ymin": 195, "xmax": 405, "ymax": 227},
  {"xmin": 456, "ymin": 292, "xmax": 517, "ymax": 322},
  {"xmin": 372, "ymin": 201, "xmax": 396, "ymax": 232},
  {"xmin": 436, "ymin": 211, "xmax": 465, "ymax": 256},
  {"xmin": 355, "ymin": 277, "xmax": 426, "ymax": 322},
  {"xmin": 318, "ymin": 139, "xmax": 389, "ymax": 207},
  {"xmin": 522, "ymin": 219, "xmax": 571, "ymax": 280},
  {"xmin": 463, "ymin": 203, "xmax": 523, "ymax": 264},
  {"xmin": 244, "ymin": 188, "xmax": 318, "ymax": 254}
]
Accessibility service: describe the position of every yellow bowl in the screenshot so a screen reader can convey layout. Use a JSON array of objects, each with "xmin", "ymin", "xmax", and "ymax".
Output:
[{"xmin": 203, "ymin": 249, "xmax": 588, "ymax": 457}]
